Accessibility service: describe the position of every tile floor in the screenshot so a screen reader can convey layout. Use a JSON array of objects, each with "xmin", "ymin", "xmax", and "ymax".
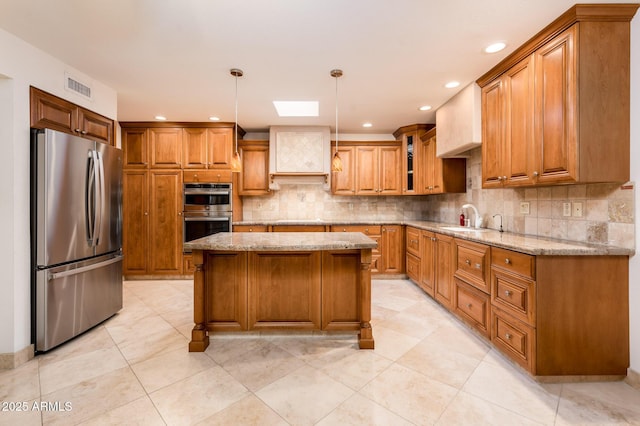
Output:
[{"xmin": 2, "ymin": 279, "xmax": 640, "ymax": 425}]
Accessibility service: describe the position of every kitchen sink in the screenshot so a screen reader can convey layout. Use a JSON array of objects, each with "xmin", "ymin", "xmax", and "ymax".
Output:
[{"xmin": 440, "ymin": 226, "xmax": 489, "ymax": 232}]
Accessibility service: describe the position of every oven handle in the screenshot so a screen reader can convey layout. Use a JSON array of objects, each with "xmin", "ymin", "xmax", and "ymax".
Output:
[
  {"xmin": 184, "ymin": 190, "xmax": 231, "ymax": 195},
  {"xmin": 184, "ymin": 217, "xmax": 231, "ymax": 222}
]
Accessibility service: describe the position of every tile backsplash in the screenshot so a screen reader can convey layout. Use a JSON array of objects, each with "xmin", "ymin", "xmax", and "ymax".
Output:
[{"xmin": 241, "ymin": 147, "xmax": 635, "ymax": 249}]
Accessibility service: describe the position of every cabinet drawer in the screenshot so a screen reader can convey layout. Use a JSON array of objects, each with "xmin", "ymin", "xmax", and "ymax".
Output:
[
  {"xmin": 491, "ymin": 247, "xmax": 535, "ymax": 279},
  {"xmin": 454, "ymin": 278, "xmax": 491, "ymax": 338},
  {"xmin": 183, "ymin": 170, "xmax": 233, "ymax": 183},
  {"xmin": 455, "ymin": 240, "xmax": 490, "ymax": 293},
  {"xmin": 491, "ymin": 307, "xmax": 535, "ymax": 373},
  {"xmin": 406, "ymin": 226, "xmax": 421, "ymax": 257},
  {"xmin": 271, "ymin": 225, "xmax": 327, "ymax": 232},
  {"xmin": 330, "ymin": 225, "xmax": 381, "ymax": 236},
  {"xmin": 234, "ymin": 225, "xmax": 269, "ymax": 232},
  {"xmin": 491, "ymin": 268, "xmax": 536, "ymax": 325},
  {"xmin": 406, "ymin": 253, "xmax": 420, "ymax": 283}
]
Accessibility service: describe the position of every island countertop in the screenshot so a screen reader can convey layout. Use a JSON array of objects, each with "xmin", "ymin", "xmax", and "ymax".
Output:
[{"xmin": 184, "ymin": 231, "xmax": 378, "ymax": 251}]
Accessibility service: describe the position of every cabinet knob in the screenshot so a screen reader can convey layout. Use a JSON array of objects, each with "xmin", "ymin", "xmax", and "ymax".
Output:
[
  {"xmin": 466, "ymin": 303, "xmax": 472, "ymax": 309},
  {"xmin": 74, "ymin": 128, "xmax": 81, "ymax": 133},
  {"xmin": 431, "ymin": 237, "xmax": 437, "ymax": 241},
  {"xmin": 144, "ymin": 212, "xmax": 148, "ymax": 216},
  {"xmin": 505, "ymin": 258, "xmax": 511, "ymax": 265},
  {"xmin": 178, "ymin": 212, "xmax": 182, "ymax": 216},
  {"xmin": 475, "ymin": 263, "xmax": 481, "ymax": 269},
  {"xmin": 505, "ymin": 333, "xmax": 512, "ymax": 340},
  {"xmin": 533, "ymin": 171, "xmax": 539, "ymax": 177},
  {"xmin": 465, "ymin": 259, "xmax": 471, "ymax": 265},
  {"xmin": 505, "ymin": 290, "xmax": 512, "ymax": 297}
]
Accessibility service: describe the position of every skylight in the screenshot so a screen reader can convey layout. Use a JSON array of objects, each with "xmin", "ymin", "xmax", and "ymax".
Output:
[{"xmin": 273, "ymin": 101, "xmax": 319, "ymax": 117}]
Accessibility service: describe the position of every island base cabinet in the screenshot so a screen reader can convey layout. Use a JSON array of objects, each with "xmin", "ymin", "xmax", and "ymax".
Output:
[{"xmin": 205, "ymin": 252, "xmax": 248, "ymax": 332}]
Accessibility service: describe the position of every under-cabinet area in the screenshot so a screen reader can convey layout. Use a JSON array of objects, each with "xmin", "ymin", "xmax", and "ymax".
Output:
[{"xmin": 405, "ymin": 224, "xmax": 630, "ymax": 379}]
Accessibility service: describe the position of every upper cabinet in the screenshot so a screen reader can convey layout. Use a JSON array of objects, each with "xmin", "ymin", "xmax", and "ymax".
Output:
[
  {"xmin": 477, "ymin": 4, "xmax": 638, "ymax": 188},
  {"xmin": 238, "ymin": 140, "xmax": 271, "ymax": 195},
  {"xmin": 30, "ymin": 86, "xmax": 114, "ymax": 145},
  {"xmin": 419, "ymin": 128, "xmax": 466, "ymax": 194},
  {"xmin": 183, "ymin": 127, "xmax": 235, "ymax": 169},
  {"xmin": 393, "ymin": 124, "xmax": 432, "ymax": 195}
]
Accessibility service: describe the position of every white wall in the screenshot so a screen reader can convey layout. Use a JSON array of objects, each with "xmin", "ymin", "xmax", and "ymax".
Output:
[
  {"xmin": 629, "ymin": 13, "xmax": 639, "ymax": 374},
  {"xmin": 0, "ymin": 28, "xmax": 117, "ymax": 355}
]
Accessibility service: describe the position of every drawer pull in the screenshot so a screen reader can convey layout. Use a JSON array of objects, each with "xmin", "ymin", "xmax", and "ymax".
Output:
[
  {"xmin": 505, "ymin": 333, "xmax": 512, "ymax": 340},
  {"xmin": 465, "ymin": 259, "xmax": 471, "ymax": 265},
  {"xmin": 466, "ymin": 303, "xmax": 472, "ymax": 309},
  {"xmin": 505, "ymin": 258, "xmax": 511, "ymax": 265},
  {"xmin": 475, "ymin": 263, "xmax": 481, "ymax": 269},
  {"xmin": 505, "ymin": 290, "xmax": 512, "ymax": 297},
  {"xmin": 431, "ymin": 237, "xmax": 437, "ymax": 241}
]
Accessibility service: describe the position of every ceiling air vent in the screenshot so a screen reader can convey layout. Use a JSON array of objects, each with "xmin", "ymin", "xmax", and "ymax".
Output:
[{"xmin": 64, "ymin": 72, "xmax": 92, "ymax": 100}]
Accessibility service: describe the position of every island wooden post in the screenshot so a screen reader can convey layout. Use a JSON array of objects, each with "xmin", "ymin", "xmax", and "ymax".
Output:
[
  {"xmin": 358, "ymin": 247, "xmax": 374, "ymax": 349},
  {"xmin": 189, "ymin": 249, "xmax": 210, "ymax": 351}
]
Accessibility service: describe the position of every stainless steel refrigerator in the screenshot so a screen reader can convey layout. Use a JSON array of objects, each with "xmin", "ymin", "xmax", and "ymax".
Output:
[{"xmin": 30, "ymin": 128, "xmax": 123, "ymax": 352}]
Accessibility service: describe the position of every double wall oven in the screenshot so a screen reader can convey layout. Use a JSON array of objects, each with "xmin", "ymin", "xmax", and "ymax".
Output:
[{"xmin": 183, "ymin": 182, "xmax": 232, "ymax": 252}]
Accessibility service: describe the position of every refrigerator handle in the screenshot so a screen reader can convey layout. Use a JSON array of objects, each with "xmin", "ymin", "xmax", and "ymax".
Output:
[
  {"xmin": 48, "ymin": 255, "xmax": 123, "ymax": 280},
  {"xmin": 95, "ymin": 150, "xmax": 105, "ymax": 246},
  {"xmin": 85, "ymin": 150, "xmax": 96, "ymax": 247}
]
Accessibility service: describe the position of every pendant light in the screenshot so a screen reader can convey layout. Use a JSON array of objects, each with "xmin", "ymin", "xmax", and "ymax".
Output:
[
  {"xmin": 230, "ymin": 68, "xmax": 243, "ymax": 173},
  {"xmin": 331, "ymin": 69, "xmax": 343, "ymax": 172}
]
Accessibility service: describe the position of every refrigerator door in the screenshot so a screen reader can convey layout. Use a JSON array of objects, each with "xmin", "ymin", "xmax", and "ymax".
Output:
[
  {"xmin": 94, "ymin": 141, "xmax": 123, "ymax": 256},
  {"xmin": 35, "ymin": 253, "xmax": 123, "ymax": 351},
  {"xmin": 35, "ymin": 129, "xmax": 98, "ymax": 266}
]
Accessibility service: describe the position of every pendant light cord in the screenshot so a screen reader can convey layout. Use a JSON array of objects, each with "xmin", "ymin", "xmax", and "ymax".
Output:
[{"xmin": 234, "ymin": 72, "xmax": 238, "ymax": 154}]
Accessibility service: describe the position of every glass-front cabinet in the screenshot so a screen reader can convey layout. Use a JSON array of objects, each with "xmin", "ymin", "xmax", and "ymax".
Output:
[{"xmin": 394, "ymin": 124, "xmax": 432, "ymax": 195}]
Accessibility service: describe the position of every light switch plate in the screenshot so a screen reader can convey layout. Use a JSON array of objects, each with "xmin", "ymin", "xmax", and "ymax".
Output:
[
  {"xmin": 520, "ymin": 201, "xmax": 530, "ymax": 215},
  {"xmin": 563, "ymin": 202, "xmax": 571, "ymax": 217},
  {"xmin": 572, "ymin": 202, "xmax": 583, "ymax": 217}
]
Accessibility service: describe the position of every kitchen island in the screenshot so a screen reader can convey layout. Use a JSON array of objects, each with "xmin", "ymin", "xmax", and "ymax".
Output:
[{"xmin": 184, "ymin": 232, "xmax": 377, "ymax": 351}]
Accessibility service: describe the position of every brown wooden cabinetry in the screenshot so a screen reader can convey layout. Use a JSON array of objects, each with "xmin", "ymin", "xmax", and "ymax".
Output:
[
  {"xmin": 433, "ymin": 234, "xmax": 456, "ymax": 309},
  {"xmin": 405, "ymin": 227, "xmax": 421, "ymax": 282},
  {"xmin": 331, "ymin": 145, "xmax": 356, "ymax": 195},
  {"xmin": 453, "ymin": 239, "xmax": 491, "ymax": 337},
  {"xmin": 419, "ymin": 128, "xmax": 466, "ymax": 194},
  {"xmin": 477, "ymin": 4, "xmax": 637, "ymax": 187},
  {"xmin": 30, "ymin": 86, "xmax": 114, "ymax": 145},
  {"xmin": 122, "ymin": 170, "xmax": 149, "ymax": 274},
  {"xmin": 381, "ymin": 225, "xmax": 404, "ymax": 274},
  {"xmin": 355, "ymin": 145, "xmax": 402, "ymax": 196},
  {"xmin": 393, "ymin": 124, "xmax": 432, "ymax": 195},
  {"xmin": 233, "ymin": 225, "xmax": 269, "ymax": 232},
  {"xmin": 183, "ymin": 127, "xmax": 234, "ymax": 169},
  {"xmin": 238, "ymin": 140, "xmax": 270, "ymax": 195}
]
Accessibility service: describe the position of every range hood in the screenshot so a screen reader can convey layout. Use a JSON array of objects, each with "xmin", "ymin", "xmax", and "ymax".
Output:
[
  {"xmin": 268, "ymin": 126, "xmax": 331, "ymax": 190},
  {"xmin": 435, "ymin": 83, "xmax": 482, "ymax": 157}
]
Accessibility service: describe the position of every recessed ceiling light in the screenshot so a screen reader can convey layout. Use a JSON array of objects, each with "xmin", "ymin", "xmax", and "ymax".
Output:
[
  {"xmin": 362, "ymin": 122, "xmax": 373, "ymax": 128},
  {"xmin": 154, "ymin": 115, "xmax": 167, "ymax": 121},
  {"xmin": 419, "ymin": 105, "xmax": 432, "ymax": 111},
  {"xmin": 273, "ymin": 101, "xmax": 319, "ymax": 117},
  {"xmin": 485, "ymin": 42, "xmax": 507, "ymax": 53},
  {"xmin": 209, "ymin": 116, "xmax": 220, "ymax": 121},
  {"xmin": 445, "ymin": 81, "xmax": 460, "ymax": 89}
]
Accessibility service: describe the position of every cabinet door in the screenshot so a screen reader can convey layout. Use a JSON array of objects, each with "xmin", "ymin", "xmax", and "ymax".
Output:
[
  {"xmin": 378, "ymin": 146, "xmax": 402, "ymax": 195},
  {"xmin": 355, "ymin": 146, "xmax": 379, "ymax": 195},
  {"xmin": 421, "ymin": 134, "xmax": 439, "ymax": 193},
  {"xmin": 381, "ymin": 225, "xmax": 404, "ymax": 274},
  {"xmin": 30, "ymin": 87, "xmax": 76, "ymax": 134},
  {"xmin": 238, "ymin": 141, "xmax": 270, "ymax": 195},
  {"xmin": 150, "ymin": 128, "xmax": 182, "ymax": 168},
  {"xmin": 331, "ymin": 145, "xmax": 356, "ymax": 195},
  {"xmin": 534, "ymin": 25, "xmax": 577, "ymax": 184},
  {"xmin": 481, "ymin": 79, "xmax": 505, "ymax": 188},
  {"xmin": 149, "ymin": 170, "xmax": 183, "ymax": 274},
  {"xmin": 207, "ymin": 128, "xmax": 234, "ymax": 169},
  {"xmin": 434, "ymin": 234, "xmax": 455, "ymax": 309},
  {"xmin": 123, "ymin": 170, "xmax": 148, "ymax": 274},
  {"xmin": 182, "ymin": 128, "xmax": 208, "ymax": 168},
  {"xmin": 122, "ymin": 128, "xmax": 149, "ymax": 168},
  {"xmin": 504, "ymin": 55, "xmax": 535, "ymax": 186},
  {"xmin": 419, "ymin": 230, "xmax": 436, "ymax": 297},
  {"xmin": 77, "ymin": 108, "xmax": 113, "ymax": 145},
  {"xmin": 402, "ymin": 132, "xmax": 417, "ymax": 194}
]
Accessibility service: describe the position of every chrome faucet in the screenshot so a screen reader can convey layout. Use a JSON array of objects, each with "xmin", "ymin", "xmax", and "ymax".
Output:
[
  {"xmin": 462, "ymin": 203, "xmax": 483, "ymax": 229},
  {"xmin": 493, "ymin": 213, "xmax": 504, "ymax": 232}
]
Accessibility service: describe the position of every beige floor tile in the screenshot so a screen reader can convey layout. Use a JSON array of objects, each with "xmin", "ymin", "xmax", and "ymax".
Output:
[
  {"xmin": 359, "ymin": 363, "xmax": 459, "ymax": 425},
  {"xmin": 41, "ymin": 367, "xmax": 146, "ymax": 426},
  {"xmin": 37, "ymin": 326, "xmax": 115, "ymax": 368},
  {"xmin": 104, "ymin": 314, "xmax": 176, "ymax": 346},
  {"xmin": 267, "ymin": 335, "xmax": 358, "ymax": 369},
  {"xmin": 368, "ymin": 325, "xmax": 420, "ymax": 361},
  {"xmin": 0, "ymin": 359, "xmax": 40, "ymax": 402},
  {"xmin": 205, "ymin": 336, "xmax": 273, "ymax": 365},
  {"xmin": 0, "ymin": 398, "xmax": 42, "ymax": 426},
  {"xmin": 555, "ymin": 381, "xmax": 640, "ymax": 425},
  {"xmin": 317, "ymin": 393, "xmax": 414, "ymax": 426},
  {"xmin": 256, "ymin": 365, "xmax": 355, "ymax": 426},
  {"xmin": 463, "ymin": 360, "xmax": 560, "ymax": 424},
  {"xmin": 39, "ymin": 346, "xmax": 127, "ymax": 395},
  {"xmin": 149, "ymin": 366, "xmax": 249, "ymax": 426},
  {"xmin": 116, "ymin": 325, "xmax": 188, "ymax": 365},
  {"xmin": 376, "ymin": 310, "xmax": 442, "ymax": 339},
  {"xmin": 195, "ymin": 395, "xmax": 288, "ymax": 426},
  {"xmin": 78, "ymin": 396, "xmax": 165, "ymax": 425},
  {"xmin": 437, "ymin": 391, "xmax": 545, "ymax": 425},
  {"xmin": 218, "ymin": 340, "xmax": 306, "ymax": 392},
  {"xmin": 130, "ymin": 347, "xmax": 217, "ymax": 393},
  {"xmin": 320, "ymin": 349, "xmax": 393, "ymax": 391}
]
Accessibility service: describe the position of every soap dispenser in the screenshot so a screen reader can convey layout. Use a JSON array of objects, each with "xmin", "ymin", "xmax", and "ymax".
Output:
[{"xmin": 459, "ymin": 210, "xmax": 465, "ymax": 226}]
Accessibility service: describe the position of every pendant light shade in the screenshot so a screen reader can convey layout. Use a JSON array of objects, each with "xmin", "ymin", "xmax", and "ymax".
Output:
[
  {"xmin": 331, "ymin": 69, "xmax": 343, "ymax": 172},
  {"xmin": 230, "ymin": 68, "xmax": 243, "ymax": 173}
]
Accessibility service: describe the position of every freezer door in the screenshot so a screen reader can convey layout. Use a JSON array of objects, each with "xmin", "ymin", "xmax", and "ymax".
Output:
[
  {"xmin": 35, "ymin": 129, "xmax": 98, "ymax": 266},
  {"xmin": 94, "ymin": 142, "xmax": 123, "ymax": 255},
  {"xmin": 35, "ymin": 253, "xmax": 123, "ymax": 352}
]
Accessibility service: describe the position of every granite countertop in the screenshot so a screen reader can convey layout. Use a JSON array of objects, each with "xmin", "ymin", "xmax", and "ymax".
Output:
[
  {"xmin": 184, "ymin": 232, "xmax": 378, "ymax": 251},
  {"xmin": 233, "ymin": 220, "xmax": 634, "ymax": 256}
]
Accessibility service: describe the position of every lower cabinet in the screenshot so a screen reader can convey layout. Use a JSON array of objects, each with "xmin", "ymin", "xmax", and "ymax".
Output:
[
  {"xmin": 331, "ymin": 225, "xmax": 404, "ymax": 275},
  {"xmin": 433, "ymin": 234, "xmax": 455, "ymax": 309},
  {"xmin": 454, "ymin": 278, "xmax": 491, "ymax": 338}
]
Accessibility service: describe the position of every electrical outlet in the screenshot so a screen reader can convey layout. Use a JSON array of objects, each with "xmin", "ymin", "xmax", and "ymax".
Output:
[
  {"xmin": 563, "ymin": 202, "xmax": 571, "ymax": 217},
  {"xmin": 572, "ymin": 202, "xmax": 583, "ymax": 217},
  {"xmin": 520, "ymin": 201, "xmax": 530, "ymax": 215}
]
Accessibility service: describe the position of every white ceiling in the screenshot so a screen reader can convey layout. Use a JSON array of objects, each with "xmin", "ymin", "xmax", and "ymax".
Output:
[{"xmin": 0, "ymin": 0, "xmax": 636, "ymax": 134}]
